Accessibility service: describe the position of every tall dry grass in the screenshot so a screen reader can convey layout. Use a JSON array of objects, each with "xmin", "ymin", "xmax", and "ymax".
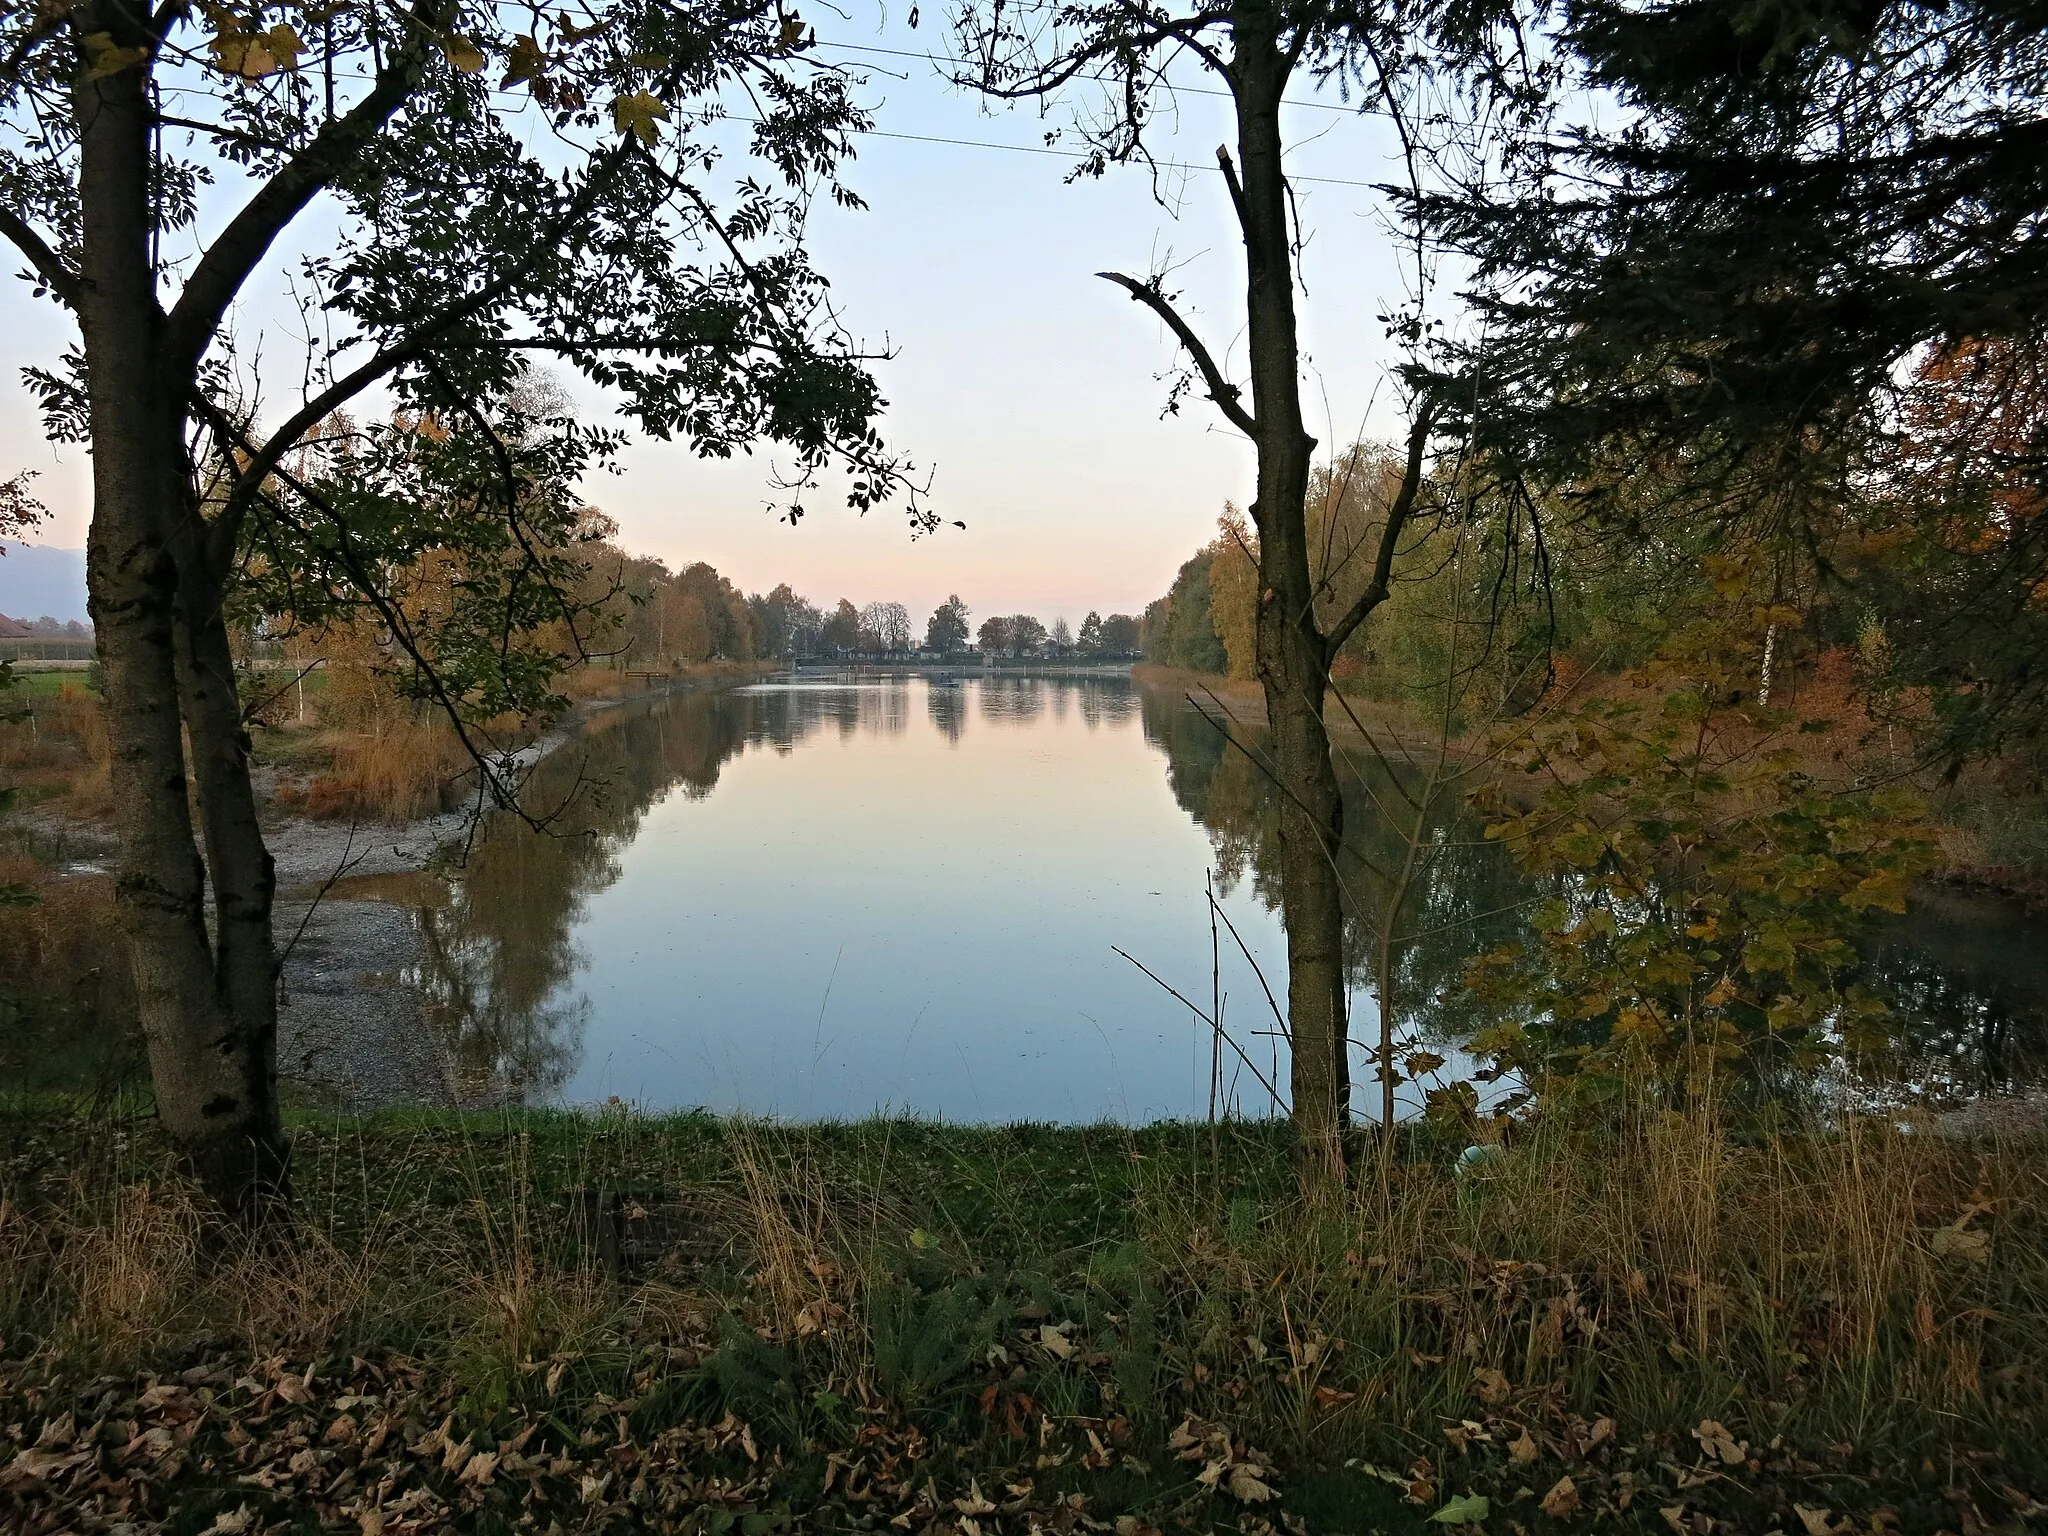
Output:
[
  {"xmin": 279, "ymin": 718, "xmax": 472, "ymax": 822},
  {"xmin": 1, "ymin": 1107, "xmax": 2039, "ymax": 1514}
]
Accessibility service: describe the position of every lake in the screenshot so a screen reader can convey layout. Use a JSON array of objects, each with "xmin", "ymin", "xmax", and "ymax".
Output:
[{"xmin": 378, "ymin": 672, "xmax": 2048, "ymax": 1121}]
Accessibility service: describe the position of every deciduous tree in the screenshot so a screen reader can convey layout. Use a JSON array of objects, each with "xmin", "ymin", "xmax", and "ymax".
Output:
[
  {"xmin": 926, "ymin": 593, "xmax": 971, "ymax": 652},
  {"xmin": 954, "ymin": 0, "xmax": 1453, "ymax": 1176},
  {"xmin": 1, "ymin": 0, "xmax": 918, "ymax": 1217}
]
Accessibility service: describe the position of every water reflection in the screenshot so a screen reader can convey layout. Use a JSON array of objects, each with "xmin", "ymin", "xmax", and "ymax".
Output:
[{"xmin": 396, "ymin": 676, "xmax": 2046, "ymax": 1116}]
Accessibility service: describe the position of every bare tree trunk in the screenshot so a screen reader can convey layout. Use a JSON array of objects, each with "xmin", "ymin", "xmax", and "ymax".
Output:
[
  {"xmin": 76, "ymin": 59, "xmax": 287, "ymax": 1220},
  {"xmin": 1233, "ymin": 11, "xmax": 1350, "ymax": 1180}
]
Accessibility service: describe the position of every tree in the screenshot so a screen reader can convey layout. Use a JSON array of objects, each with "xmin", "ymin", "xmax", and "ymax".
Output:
[
  {"xmin": 1416, "ymin": 0, "xmax": 2048, "ymax": 765},
  {"xmin": 822, "ymin": 598, "xmax": 863, "ymax": 655},
  {"xmin": 1207, "ymin": 505, "xmax": 1259, "ymax": 680},
  {"xmin": 1049, "ymin": 616, "xmax": 1074, "ymax": 655},
  {"xmin": 754, "ymin": 584, "xmax": 824, "ymax": 659},
  {"xmin": 1076, "ymin": 611, "xmax": 1104, "ymax": 656},
  {"xmin": 859, "ymin": 599, "xmax": 911, "ymax": 652},
  {"xmin": 927, "ymin": 594, "xmax": 971, "ymax": 653},
  {"xmin": 1, "ymin": 0, "xmax": 921, "ymax": 1217},
  {"xmin": 1099, "ymin": 613, "xmax": 1141, "ymax": 655},
  {"xmin": 1140, "ymin": 553, "xmax": 1227, "ymax": 673},
  {"xmin": 956, "ymin": 0, "xmax": 1448, "ymax": 1176},
  {"xmin": 976, "ymin": 614, "xmax": 1014, "ymax": 657},
  {"xmin": 1007, "ymin": 614, "xmax": 1049, "ymax": 657}
]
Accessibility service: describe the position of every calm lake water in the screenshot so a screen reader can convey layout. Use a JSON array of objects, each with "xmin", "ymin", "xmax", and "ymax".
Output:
[{"xmin": 385, "ymin": 673, "xmax": 2048, "ymax": 1120}]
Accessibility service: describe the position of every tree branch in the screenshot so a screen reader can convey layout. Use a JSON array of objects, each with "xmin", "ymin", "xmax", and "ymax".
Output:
[
  {"xmin": 1322, "ymin": 403, "xmax": 1438, "ymax": 663},
  {"xmin": 0, "ymin": 206, "xmax": 83, "ymax": 309},
  {"xmin": 1097, "ymin": 271, "xmax": 1258, "ymax": 438},
  {"xmin": 1216, "ymin": 144, "xmax": 1248, "ymax": 228},
  {"xmin": 211, "ymin": 136, "xmax": 642, "ymax": 564},
  {"xmin": 164, "ymin": 0, "xmax": 453, "ymax": 372}
]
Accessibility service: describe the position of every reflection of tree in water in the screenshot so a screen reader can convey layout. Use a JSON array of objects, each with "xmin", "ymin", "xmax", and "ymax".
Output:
[
  {"xmin": 980, "ymin": 676, "xmax": 1050, "ymax": 725},
  {"xmin": 1137, "ymin": 686, "xmax": 2048, "ymax": 1105},
  {"xmin": 928, "ymin": 684, "xmax": 967, "ymax": 742},
  {"xmin": 404, "ymin": 676, "xmax": 2048, "ymax": 1111},
  {"xmin": 1849, "ymin": 890, "xmax": 2048, "ymax": 1105},
  {"xmin": 1136, "ymin": 688, "xmax": 1528, "ymax": 1057},
  {"xmin": 411, "ymin": 683, "xmax": 924, "ymax": 1102}
]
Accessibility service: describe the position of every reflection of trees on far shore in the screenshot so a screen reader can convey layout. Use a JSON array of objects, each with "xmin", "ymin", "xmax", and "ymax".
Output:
[
  {"xmin": 407, "ymin": 678, "xmax": 1148, "ymax": 1100},
  {"xmin": 395, "ymin": 675, "xmax": 2046, "ymax": 1112}
]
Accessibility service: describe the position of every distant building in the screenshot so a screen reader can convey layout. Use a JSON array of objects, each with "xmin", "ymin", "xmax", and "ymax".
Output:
[{"xmin": 0, "ymin": 614, "xmax": 31, "ymax": 639}]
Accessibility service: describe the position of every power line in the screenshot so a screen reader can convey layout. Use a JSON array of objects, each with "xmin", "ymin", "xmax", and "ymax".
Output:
[
  {"xmin": 836, "ymin": 121, "xmax": 1383, "ymax": 188},
  {"xmin": 814, "ymin": 37, "xmax": 1363, "ymax": 117}
]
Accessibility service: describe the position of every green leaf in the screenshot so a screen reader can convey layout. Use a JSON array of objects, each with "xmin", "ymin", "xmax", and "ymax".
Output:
[{"xmin": 1431, "ymin": 1492, "xmax": 1490, "ymax": 1523}]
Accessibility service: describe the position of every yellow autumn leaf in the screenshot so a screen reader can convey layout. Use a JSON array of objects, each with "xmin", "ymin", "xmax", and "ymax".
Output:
[
  {"xmin": 611, "ymin": 89, "xmax": 669, "ymax": 143},
  {"xmin": 501, "ymin": 33, "xmax": 546, "ymax": 89},
  {"xmin": 210, "ymin": 28, "xmax": 279, "ymax": 79},
  {"xmin": 81, "ymin": 31, "xmax": 152, "ymax": 80},
  {"xmin": 261, "ymin": 23, "xmax": 305, "ymax": 71},
  {"xmin": 442, "ymin": 35, "xmax": 488, "ymax": 73}
]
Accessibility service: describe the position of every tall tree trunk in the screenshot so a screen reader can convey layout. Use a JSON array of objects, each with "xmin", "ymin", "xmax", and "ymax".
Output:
[
  {"xmin": 1233, "ymin": 10, "xmax": 1351, "ymax": 1180},
  {"xmin": 76, "ymin": 56, "xmax": 288, "ymax": 1219}
]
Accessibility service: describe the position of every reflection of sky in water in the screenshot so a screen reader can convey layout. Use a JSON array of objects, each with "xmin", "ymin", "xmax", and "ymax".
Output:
[
  {"xmin": 555, "ymin": 677, "xmax": 1325, "ymax": 1121},
  {"xmin": 417, "ymin": 675, "xmax": 2048, "ymax": 1120}
]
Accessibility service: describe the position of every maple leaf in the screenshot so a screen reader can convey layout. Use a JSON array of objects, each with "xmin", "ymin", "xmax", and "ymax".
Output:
[
  {"xmin": 611, "ymin": 90, "xmax": 669, "ymax": 144},
  {"xmin": 501, "ymin": 34, "xmax": 546, "ymax": 89}
]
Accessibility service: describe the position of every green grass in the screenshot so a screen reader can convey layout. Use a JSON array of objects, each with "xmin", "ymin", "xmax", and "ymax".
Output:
[
  {"xmin": 2, "ymin": 1102, "xmax": 2044, "ymax": 1534},
  {"xmin": 2, "ymin": 668, "xmax": 94, "ymax": 699}
]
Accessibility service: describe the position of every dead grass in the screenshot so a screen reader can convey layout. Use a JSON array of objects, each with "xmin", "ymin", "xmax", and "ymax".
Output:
[
  {"xmin": 1, "ymin": 1107, "xmax": 2039, "ymax": 1495},
  {"xmin": 275, "ymin": 718, "xmax": 472, "ymax": 822}
]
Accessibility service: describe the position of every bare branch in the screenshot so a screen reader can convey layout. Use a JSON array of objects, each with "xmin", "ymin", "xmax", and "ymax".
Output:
[
  {"xmin": 1097, "ymin": 270, "xmax": 1258, "ymax": 438},
  {"xmin": 1322, "ymin": 403, "xmax": 1438, "ymax": 662}
]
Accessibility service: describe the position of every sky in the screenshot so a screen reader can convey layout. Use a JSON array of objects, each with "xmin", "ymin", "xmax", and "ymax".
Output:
[{"xmin": 0, "ymin": 11, "xmax": 1421, "ymax": 630}]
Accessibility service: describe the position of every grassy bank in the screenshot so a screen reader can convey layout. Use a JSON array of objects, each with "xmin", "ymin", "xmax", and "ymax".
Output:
[{"xmin": 2, "ymin": 1106, "xmax": 2042, "ymax": 1535}]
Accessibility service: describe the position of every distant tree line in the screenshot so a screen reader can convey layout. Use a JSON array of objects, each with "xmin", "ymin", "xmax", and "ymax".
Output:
[
  {"xmin": 581, "ymin": 551, "xmax": 1141, "ymax": 667},
  {"xmin": 0, "ymin": 615, "xmax": 92, "ymax": 639}
]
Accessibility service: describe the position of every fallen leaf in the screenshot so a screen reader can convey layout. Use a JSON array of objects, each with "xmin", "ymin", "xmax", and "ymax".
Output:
[
  {"xmin": 0, "ymin": 1449, "xmax": 91, "ymax": 1488},
  {"xmin": 1584, "ymin": 1417, "xmax": 1615, "ymax": 1453},
  {"xmin": 1540, "ymin": 1475, "xmax": 1580, "ymax": 1518},
  {"xmin": 1431, "ymin": 1491, "xmax": 1490, "ymax": 1524},
  {"xmin": 1039, "ymin": 1324, "xmax": 1076, "ymax": 1360},
  {"xmin": 1509, "ymin": 1428, "xmax": 1539, "ymax": 1464},
  {"xmin": 206, "ymin": 1509, "xmax": 257, "ymax": 1536},
  {"xmin": 1472, "ymin": 1368, "xmax": 1511, "ymax": 1405},
  {"xmin": 1792, "ymin": 1506, "xmax": 1834, "ymax": 1536},
  {"xmin": 1691, "ymin": 1419, "xmax": 1746, "ymax": 1466},
  {"xmin": 1228, "ymin": 1464, "xmax": 1279, "ymax": 1502},
  {"xmin": 954, "ymin": 1480, "xmax": 996, "ymax": 1515},
  {"xmin": 461, "ymin": 1450, "xmax": 500, "ymax": 1486},
  {"xmin": 1931, "ymin": 1227, "xmax": 1990, "ymax": 1262}
]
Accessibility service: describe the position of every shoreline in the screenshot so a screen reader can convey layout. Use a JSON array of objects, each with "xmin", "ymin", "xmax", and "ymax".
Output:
[{"xmin": 265, "ymin": 670, "xmax": 767, "ymax": 1109}]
